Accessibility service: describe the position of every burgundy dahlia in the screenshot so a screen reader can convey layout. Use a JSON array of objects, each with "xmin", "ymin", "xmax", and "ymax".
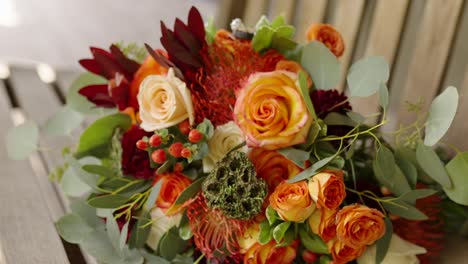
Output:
[
  {"xmin": 311, "ymin": 89, "xmax": 352, "ymax": 136},
  {"xmin": 121, "ymin": 125, "xmax": 154, "ymax": 179}
]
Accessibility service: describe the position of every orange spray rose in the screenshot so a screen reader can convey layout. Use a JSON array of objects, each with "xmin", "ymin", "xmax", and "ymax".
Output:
[
  {"xmin": 328, "ymin": 238, "xmax": 366, "ymax": 264},
  {"xmin": 308, "ymin": 208, "xmax": 338, "ymax": 243},
  {"xmin": 244, "ymin": 240, "xmax": 298, "ymax": 264},
  {"xmin": 153, "ymin": 172, "xmax": 192, "ymax": 215},
  {"xmin": 306, "ymin": 24, "xmax": 345, "ymax": 57},
  {"xmin": 270, "ymin": 181, "xmax": 316, "ymax": 222},
  {"xmin": 308, "ymin": 170, "xmax": 346, "ymax": 210},
  {"xmin": 275, "ymin": 60, "xmax": 313, "ymax": 87}
]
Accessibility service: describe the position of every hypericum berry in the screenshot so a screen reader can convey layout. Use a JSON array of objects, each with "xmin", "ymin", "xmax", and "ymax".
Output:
[
  {"xmin": 181, "ymin": 148, "xmax": 192, "ymax": 158},
  {"xmin": 302, "ymin": 250, "xmax": 318, "ymax": 263},
  {"xmin": 188, "ymin": 129, "xmax": 203, "ymax": 143},
  {"xmin": 174, "ymin": 162, "xmax": 184, "ymax": 172},
  {"xmin": 149, "ymin": 134, "xmax": 162, "ymax": 147},
  {"xmin": 168, "ymin": 142, "xmax": 184, "ymax": 157},
  {"xmin": 178, "ymin": 120, "xmax": 191, "ymax": 135},
  {"xmin": 151, "ymin": 149, "xmax": 166, "ymax": 164},
  {"xmin": 136, "ymin": 139, "xmax": 148, "ymax": 150}
]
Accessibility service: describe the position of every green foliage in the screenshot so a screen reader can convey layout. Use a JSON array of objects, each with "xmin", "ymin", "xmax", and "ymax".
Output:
[
  {"xmin": 381, "ymin": 198, "xmax": 428, "ymax": 220},
  {"xmin": 88, "ymin": 194, "xmax": 129, "ymax": 208},
  {"xmin": 174, "ymin": 176, "xmax": 205, "ymax": 205},
  {"xmin": 75, "ymin": 113, "xmax": 131, "ymax": 159},
  {"xmin": 347, "ymin": 56, "xmax": 389, "ymax": 97},
  {"xmin": 266, "ymin": 206, "xmax": 280, "ymax": 225},
  {"xmin": 277, "ymin": 147, "xmax": 310, "ymax": 169},
  {"xmin": 144, "ymin": 181, "xmax": 162, "ymax": 211},
  {"xmin": 444, "ymin": 152, "xmax": 468, "ymax": 205},
  {"xmin": 66, "ymin": 72, "xmax": 110, "ymax": 114},
  {"xmin": 273, "ymin": 222, "xmax": 291, "ymax": 243},
  {"xmin": 158, "ymin": 227, "xmax": 188, "ymax": 260},
  {"xmin": 6, "ymin": 121, "xmax": 39, "ymax": 160},
  {"xmin": 115, "ymin": 41, "xmax": 148, "ymax": 64},
  {"xmin": 299, "ymin": 225, "xmax": 328, "ymax": 254},
  {"xmin": 252, "ymin": 15, "xmax": 296, "ymax": 53},
  {"xmin": 375, "ymin": 218, "xmax": 393, "ymax": 264},
  {"xmin": 128, "ymin": 210, "xmax": 152, "ymax": 249},
  {"xmin": 258, "ymin": 220, "xmax": 273, "ymax": 244},
  {"xmin": 378, "ymin": 83, "xmax": 389, "ymax": 109},
  {"xmin": 202, "ymin": 151, "xmax": 267, "ymax": 219},
  {"xmin": 178, "ymin": 213, "xmax": 193, "ymax": 240},
  {"xmin": 288, "ymin": 155, "xmax": 337, "ymax": 183},
  {"xmin": 373, "ymin": 146, "xmax": 411, "ymax": 196},
  {"xmin": 56, "ymin": 213, "xmax": 94, "ymax": 243},
  {"xmin": 44, "ymin": 106, "xmax": 84, "ymax": 136},
  {"xmin": 61, "ymin": 164, "xmax": 93, "ymax": 197},
  {"xmin": 416, "ymin": 143, "xmax": 452, "ymax": 188},
  {"xmin": 399, "ymin": 189, "xmax": 438, "ymax": 204},
  {"xmin": 205, "ymin": 17, "xmax": 216, "ymax": 44},
  {"xmin": 301, "ymin": 41, "xmax": 340, "ymax": 90},
  {"xmin": 424, "ymin": 86, "xmax": 459, "ymax": 146}
]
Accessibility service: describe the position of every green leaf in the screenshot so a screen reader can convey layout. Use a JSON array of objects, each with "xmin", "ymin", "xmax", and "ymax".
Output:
[
  {"xmin": 301, "ymin": 41, "xmax": 340, "ymax": 90},
  {"xmin": 373, "ymin": 146, "xmax": 410, "ymax": 196},
  {"xmin": 271, "ymin": 37, "xmax": 298, "ymax": 54},
  {"xmin": 277, "ymin": 228, "xmax": 295, "ymax": 247},
  {"xmin": 119, "ymin": 221, "xmax": 130, "ymax": 252},
  {"xmin": 145, "ymin": 180, "xmax": 162, "ymax": 211},
  {"xmin": 424, "ymin": 86, "xmax": 459, "ymax": 146},
  {"xmin": 66, "ymin": 72, "xmax": 110, "ymax": 114},
  {"xmin": 375, "ymin": 218, "xmax": 393, "ymax": 264},
  {"xmin": 382, "ymin": 198, "xmax": 428, "ymax": 220},
  {"xmin": 378, "ymin": 83, "xmax": 389, "ymax": 109},
  {"xmin": 128, "ymin": 210, "xmax": 152, "ymax": 249},
  {"xmin": 273, "ymin": 222, "xmax": 291, "ymax": 243},
  {"xmin": 174, "ymin": 176, "xmax": 205, "ymax": 205},
  {"xmin": 277, "ymin": 147, "xmax": 310, "ymax": 169},
  {"xmin": 56, "ymin": 213, "xmax": 94, "ymax": 243},
  {"xmin": 271, "ymin": 16, "xmax": 286, "ymax": 28},
  {"xmin": 178, "ymin": 213, "xmax": 193, "ymax": 240},
  {"xmin": 196, "ymin": 118, "xmax": 214, "ymax": 138},
  {"xmin": 44, "ymin": 106, "xmax": 84, "ymax": 136},
  {"xmin": 82, "ymin": 164, "xmax": 115, "ymax": 178},
  {"xmin": 347, "ymin": 56, "xmax": 389, "ymax": 97},
  {"xmin": 6, "ymin": 121, "xmax": 39, "ymax": 160},
  {"xmin": 159, "ymin": 227, "xmax": 188, "ymax": 260},
  {"xmin": 444, "ymin": 152, "xmax": 468, "ymax": 205},
  {"xmin": 394, "ymin": 154, "xmax": 417, "ymax": 189},
  {"xmin": 299, "ymin": 227, "xmax": 328, "ymax": 254},
  {"xmin": 70, "ymin": 200, "xmax": 101, "ymax": 228},
  {"xmin": 266, "ymin": 206, "xmax": 279, "ymax": 225},
  {"xmin": 61, "ymin": 166, "xmax": 92, "ymax": 197},
  {"xmin": 346, "ymin": 111, "xmax": 365, "ymax": 124},
  {"xmin": 141, "ymin": 251, "xmax": 171, "ymax": 264},
  {"xmin": 104, "ymin": 210, "xmax": 122, "ymax": 252},
  {"xmin": 323, "ymin": 112, "xmax": 356, "ymax": 127},
  {"xmin": 298, "ymin": 70, "xmax": 318, "ymax": 122},
  {"xmin": 205, "ymin": 17, "xmax": 216, "ymax": 44},
  {"xmin": 252, "ymin": 26, "xmax": 274, "ymax": 52},
  {"xmin": 416, "ymin": 143, "xmax": 452, "ymax": 188},
  {"xmin": 255, "ymin": 15, "xmax": 270, "ymax": 30},
  {"xmin": 288, "ymin": 155, "xmax": 336, "ymax": 183},
  {"xmin": 258, "ymin": 221, "xmax": 273, "ymax": 244},
  {"xmin": 275, "ymin": 25, "xmax": 295, "ymax": 39},
  {"xmin": 88, "ymin": 194, "xmax": 129, "ymax": 208},
  {"xmin": 75, "ymin": 113, "xmax": 132, "ymax": 159},
  {"xmin": 400, "ymin": 189, "xmax": 438, "ymax": 204}
]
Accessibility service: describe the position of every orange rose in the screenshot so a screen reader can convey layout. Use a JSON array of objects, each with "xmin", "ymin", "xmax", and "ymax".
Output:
[
  {"xmin": 238, "ymin": 222, "xmax": 260, "ymax": 254},
  {"xmin": 129, "ymin": 50, "xmax": 168, "ymax": 109},
  {"xmin": 306, "ymin": 24, "xmax": 345, "ymax": 57},
  {"xmin": 335, "ymin": 204, "xmax": 386, "ymax": 249},
  {"xmin": 308, "ymin": 208, "xmax": 338, "ymax": 243},
  {"xmin": 153, "ymin": 172, "xmax": 192, "ymax": 215},
  {"xmin": 308, "ymin": 170, "xmax": 346, "ymax": 210},
  {"xmin": 249, "ymin": 148, "xmax": 302, "ymax": 191},
  {"xmin": 270, "ymin": 181, "xmax": 316, "ymax": 222},
  {"xmin": 234, "ymin": 71, "xmax": 313, "ymax": 150},
  {"xmin": 328, "ymin": 238, "xmax": 366, "ymax": 264},
  {"xmin": 244, "ymin": 240, "xmax": 298, "ymax": 264},
  {"xmin": 275, "ymin": 60, "xmax": 313, "ymax": 87}
]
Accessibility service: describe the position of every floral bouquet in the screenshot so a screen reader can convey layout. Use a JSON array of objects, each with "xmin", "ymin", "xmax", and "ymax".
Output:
[{"xmin": 8, "ymin": 6, "xmax": 468, "ymax": 264}]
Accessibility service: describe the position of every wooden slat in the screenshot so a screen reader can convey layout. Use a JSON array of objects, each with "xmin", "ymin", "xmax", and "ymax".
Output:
[
  {"xmin": 0, "ymin": 81, "xmax": 69, "ymax": 263},
  {"xmin": 445, "ymin": 70, "xmax": 468, "ymax": 151},
  {"xmin": 392, "ymin": 0, "xmax": 463, "ymax": 128},
  {"xmin": 328, "ymin": 0, "xmax": 366, "ymax": 92},
  {"xmin": 294, "ymin": 0, "xmax": 328, "ymax": 41},
  {"xmin": 350, "ymin": 0, "xmax": 409, "ymax": 118},
  {"xmin": 268, "ymin": 0, "xmax": 296, "ymax": 23},
  {"xmin": 243, "ymin": 0, "xmax": 269, "ymax": 27}
]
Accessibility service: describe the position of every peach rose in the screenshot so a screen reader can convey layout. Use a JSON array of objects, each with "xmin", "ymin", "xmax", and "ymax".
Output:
[
  {"xmin": 249, "ymin": 148, "xmax": 302, "ymax": 191},
  {"xmin": 244, "ymin": 240, "xmax": 298, "ymax": 264},
  {"xmin": 153, "ymin": 172, "xmax": 192, "ymax": 215},
  {"xmin": 234, "ymin": 71, "xmax": 313, "ymax": 150},
  {"xmin": 306, "ymin": 24, "xmax": 345, "ymax": 57},
  {"xmin": 138, "ymin": 68, "xmax": 194, "ymax": 131},
  {"xmin": 275, "ymin": 60, "xmax": 313, "ymax": 87},
  {"xmin": 336, "ymin": 204, "xmax": 386, "ymax": 249},
  {"xmin": 238, "ymin": 222, "xmax": 260, "ymax": 254},
  {"xmin": 270, "ymin": 181, "xmax": 316, "ymax": 222},
  {"xmin": 308, "ymin": 208, "xmax": 338, "ymax": 243},
  {"xmin": 308, "ymin": 170, "xmax": 346, "ymax": 210},
  {"xmin": 328, "ymin": 238, "xmax": 366, "ymax": 264}
]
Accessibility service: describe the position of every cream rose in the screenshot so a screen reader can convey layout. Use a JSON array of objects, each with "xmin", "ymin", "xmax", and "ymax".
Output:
[
  {"xmin": 138, "ymin": 68, "xmax": 194, "ymax": 131},
  {"xmin": 146, "ymin": 208, "xmax": 182, "ymax": 250},
  {"xmin": 357, "ymin": 234, "xmax": 427, "ymax": 264},
  {"xmin": 203, "ymin": 121, "xmax": 247, "ymax": 172}
]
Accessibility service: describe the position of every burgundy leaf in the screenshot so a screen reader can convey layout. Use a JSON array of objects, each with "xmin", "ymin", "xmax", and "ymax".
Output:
[
  {"xmin": 109, "ymin": 44, "xmax": 141, "ymax": 76},
  {"xmin": 188, "ymin": 6, "xmax": 206, "ymax": 45},
  {"xmin": 160, "ymin": 21, "xmax": 202, "ymax": 69},
  {"xmin": 174, "ymin": 18, "xmax": 201, "ymax": 55},
  {"xmin": 144, "ymin": 43, "xmax": 171, "ymax": 68},
  {"xmin": 79, "ymin": 59, "xmax": 101, "ymax": 76},
  {"xmin": 109, "ymin": 74, "xmax": 130, "ymax": 111},
  {"xmin": 79, "ymin": 84, "xmax": 115, "ymax": 108}
]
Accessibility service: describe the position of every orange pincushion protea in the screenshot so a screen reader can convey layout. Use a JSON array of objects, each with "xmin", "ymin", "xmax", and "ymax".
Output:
[{"xmin": 186, "ymin": 195, "xmax": 249, "ymax": 262}]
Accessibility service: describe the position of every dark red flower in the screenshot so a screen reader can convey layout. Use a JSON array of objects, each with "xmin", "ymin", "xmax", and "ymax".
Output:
[
  {"xmin": 311, "ymin": 89, "xmax": 352, "ymax": 136},
  {"xmin": 121, "ymin": 125, "xmax": 154, "ymax": 179}
]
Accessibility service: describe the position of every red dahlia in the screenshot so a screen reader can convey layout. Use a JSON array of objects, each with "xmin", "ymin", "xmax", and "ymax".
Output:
[{"xmin": 121, "ymin": 125, "xmax": 154, "ymax": 179}]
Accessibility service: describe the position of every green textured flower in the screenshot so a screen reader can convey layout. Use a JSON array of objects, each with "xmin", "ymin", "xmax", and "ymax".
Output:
[{"xmin": 202, "ymin": 151, "xmax": 267, "ymax": 220}]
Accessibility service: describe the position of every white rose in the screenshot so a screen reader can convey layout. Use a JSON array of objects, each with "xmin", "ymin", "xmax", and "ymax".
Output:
[
  {"xmin": 357, "ymin": 234, "xmax": 427, "ymax": 264},
  {"xmin": 146, "ymin": 208, "xmax": 182, "ymax": 250},
  {"xmin": 138, "ymin": 68, "xmax": 194, "ymax": 131},
  {"xmin": 203, "ymin": 121, "xmax": 247, "ymax": 172}
]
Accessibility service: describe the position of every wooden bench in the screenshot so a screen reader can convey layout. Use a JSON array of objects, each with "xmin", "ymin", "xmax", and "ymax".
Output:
[{"xmin": 1, "ymin": 0, "xmax": 468, "ymax": 262}]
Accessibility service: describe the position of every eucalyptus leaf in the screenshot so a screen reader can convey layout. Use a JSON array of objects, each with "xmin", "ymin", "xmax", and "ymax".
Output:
[
  {"xmin": 104, "ymin": 210, "xmax": 122, "ymax": 252},
  {"xmin": 128, "ymin": 210, "xmax": 152, "ymax": 249},
  {"xmin": 119, "ymin": 221, "xmax": 130, "ymax": 252},
  {"xmin": 416, "ymin": 143, "xmax": 451, "ymax": 188},
  {"xmin": 141, "ymin": 251, "xmax": 171, "ymax": 264},
  {"xmin": 298, "ymin": 70, "xmax": 317, "ymax": 121},
  {"xmin": 66, "ymin": 72, "xmax": 109, "ymax": 114},
  {"xmin": 399, "ymin": 189, "xmax": 438, "ymax": 204},
  {"xmin": 346, "ymin": 111, "xmax": 365, "ymax": 124},
  {"xmin": 444, "ymin": 152, "xmax": 468, "ymax": 205},
  {"xmin": 56, "ymin": 213, "xmax": 94, "ymax": 244},
  {"xmin": 273, "ymin": 222, "xmax": 291, "ymax": 243},
  {"xmin": 61, "ymin": 166, "xmax": 92, "ymax": 197},
  {"xmin": 378, "ymin": 83, "xmax": 389, "ymax": 109},
  {"xmin": 277, "ymin": 147, "xmax": 310, "ymax": 169},
  {"xmin": 82, "ymin": 164, "xmax": 115, "ymax": 178},
  {"xmin": 287, "ymin": 155, "xmax": 336, "ymax": 183},
  {"xmin": 88, "ymin": 194, "xmax": 129, "ymax": 209},
  {"xmin": 178, "ymin": 213, "xmax": 193, "ymax": 240},
  {"xmin": 159, "ymin": 227, "xmax": 188, "ymax": 260},
  {"xmin": 301, "ymin": 41, "xmax": 340, "ymax": 90},
  {"xmin": 347, "ymin": 56, "xmax": 389, "ymax": 97},
  {"xmin": 382, "ymin": 198, "xmax": 428, "ymax": 220},
  {"xmin": 44, "ymin": 106, "xmax": 84, "ymax": 136},
  {"xmin": 70, "ymin": 199, "xmax": 101, "ymax": 228},
  {"xmin": 6, "ymin": 121, "xmax": 39, "ymax": 160},
  {"xmin": 424, "ymin": 86, "xmax": 459, "ymax": 146},
  {"xmin": 323, "ymin": 112, "xmax": 356, "ymax": 127},
  {"xmin": 373, "ymin": 146, "xmax": 410, "ymax": 196},
  {"xmin": 174, "ymin": 176, "xmax": 205, "ymax": 205},
  {"xmin": 394, "ymin": 154, "xmax": 417, "ymax": 189},
  {"xmin": 375, "ymin": 218, "xmax": 393, "ymax": 264},
  {"xmin": 145, "ymin": 180, "xmax": 162, "ymax": 211}
]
